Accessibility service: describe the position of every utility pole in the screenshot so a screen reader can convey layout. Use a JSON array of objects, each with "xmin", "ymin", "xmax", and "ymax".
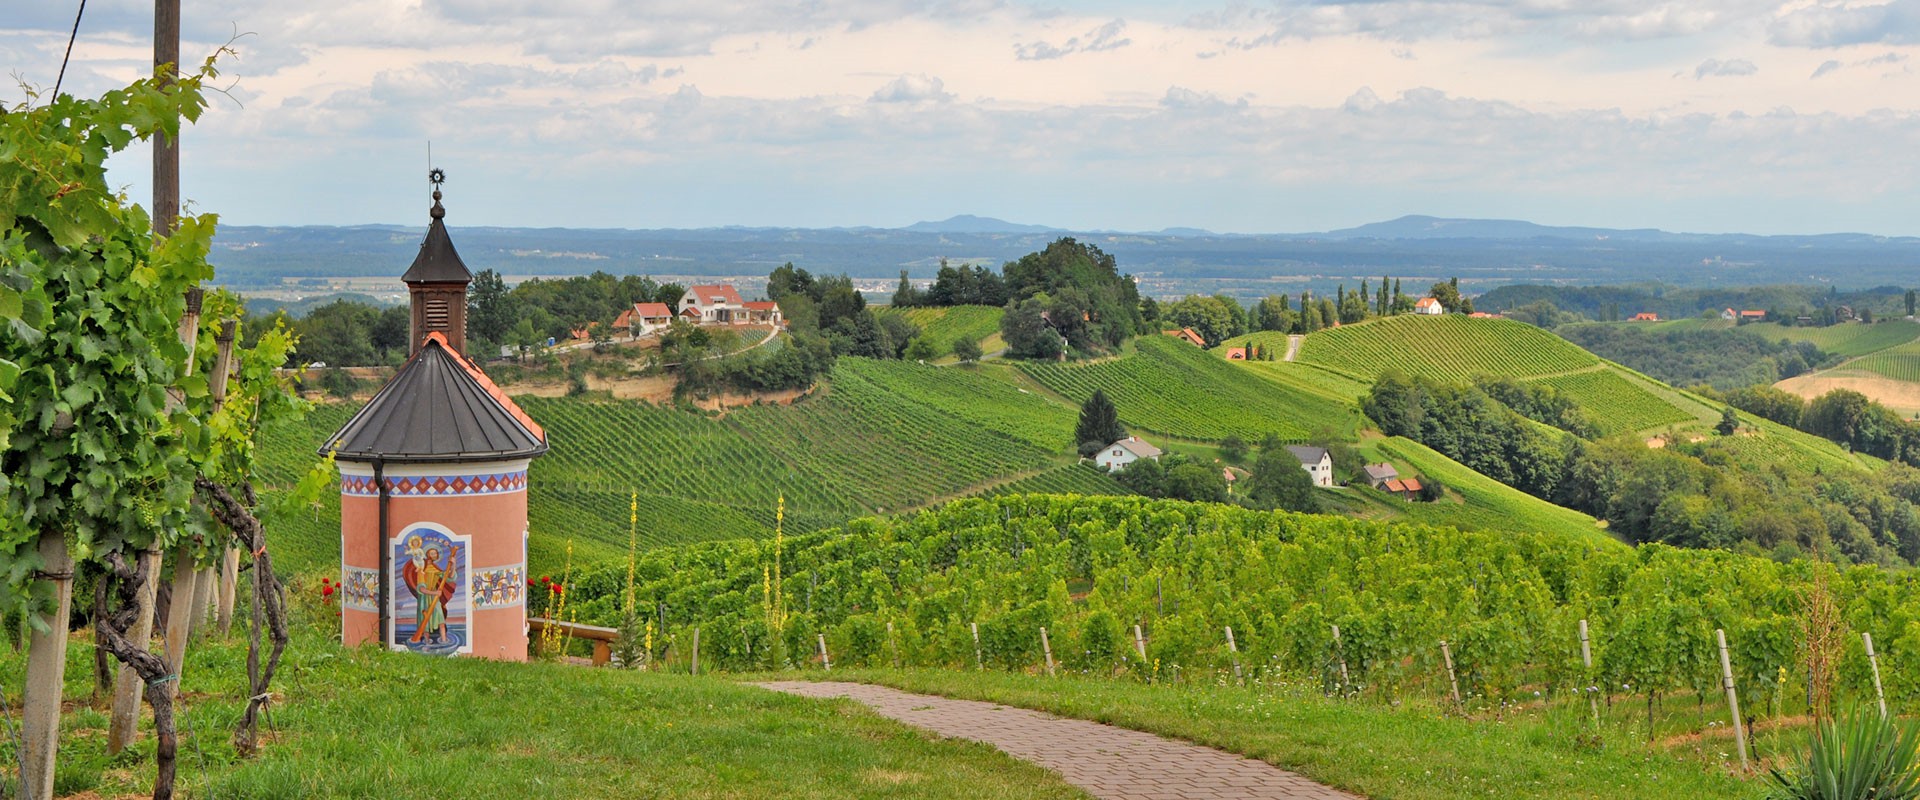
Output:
[{"xmin": 154, "ymin": 0, "xmax": 180, "ymax": 237}]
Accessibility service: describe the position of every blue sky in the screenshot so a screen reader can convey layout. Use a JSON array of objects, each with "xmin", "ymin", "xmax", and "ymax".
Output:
[{"xmin": 5, "ymin": 0, "xmax": 1920, "ymax": 235}]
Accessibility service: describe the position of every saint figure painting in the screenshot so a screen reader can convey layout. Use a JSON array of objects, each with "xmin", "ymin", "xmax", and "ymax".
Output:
[{"xmin": 392, "ymin": 526, "xmax": 470, "ymax": 655}]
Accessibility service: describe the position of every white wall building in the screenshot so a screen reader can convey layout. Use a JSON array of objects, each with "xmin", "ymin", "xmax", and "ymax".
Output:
[{"xmin": 1096, "ymin": 437, "xmax": 1163, "ymax": 472}]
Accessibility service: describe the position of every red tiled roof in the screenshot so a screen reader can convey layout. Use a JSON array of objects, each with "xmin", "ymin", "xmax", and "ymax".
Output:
[
  {"xmin": 1401, "ymin": 479, "xmax": 1422, "ymax": 493},
  {"xmin": 1740, "ymin": 310, "xmax": 1766, "ymax": 318},
  {"xmin": 680, "ymin": 306, "xmax": 701, "ymax": 317},
  {"xmin": 1225, "ymin": 347, "xmax": 1247, "ymax": 359},
  {"xmin": 1383, "ymin": 479, "xmax": 1406, "ymax": 493},
  {"xmin": 634, "ymin": 302, "xmax": 673, "ymax": 318},
  {"xmin": 686, "ymin": 285, "xmax": 746, "ymax": 306},
  {"xmin": 743, "ymin": 301, "xmax": 779, "ymax": 311}
]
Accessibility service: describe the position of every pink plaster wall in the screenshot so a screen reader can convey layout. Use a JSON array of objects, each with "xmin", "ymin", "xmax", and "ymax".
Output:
[{"xmin": 340, "ymin": 481, "xmax": 528, "ymax": 661}]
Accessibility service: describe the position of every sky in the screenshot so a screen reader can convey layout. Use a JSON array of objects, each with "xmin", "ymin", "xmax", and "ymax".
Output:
[{"xmin": 5, "ymin": 0, "xmax": 1920, "ymax": 235}]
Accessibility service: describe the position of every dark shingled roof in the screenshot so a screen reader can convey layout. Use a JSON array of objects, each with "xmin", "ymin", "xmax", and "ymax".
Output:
[
  {"xmin": 320, "ymin": 333, "xmax": 546, "ymax": 464},
  {"xmin": 400, "ymin": 195, "xmax": 473, "ymax": 285}
]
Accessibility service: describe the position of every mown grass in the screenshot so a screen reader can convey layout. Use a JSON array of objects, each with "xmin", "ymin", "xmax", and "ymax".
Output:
[
  {"xmin": 800, "ymin": 669, "xmax": 1759, "ymax": 800},
  {"xmin": 1347, "ymin": 436, "xmax": 1619, "ymax": 547},
  {"xmin": 0, "ymin": 615, "xmax": 1087, "ymax": 799},
  {"xmin": 1747, "ymin": 320, "xmax": 1920, "ymax": 358}
]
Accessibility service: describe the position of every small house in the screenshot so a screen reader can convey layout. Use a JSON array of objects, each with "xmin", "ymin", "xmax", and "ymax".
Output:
[
  {"xmin": 1286, "ymin": 445, "xmax": 1335, "ymax": 488},
  {"xmin": 1225, "ymin": 347, "xmax": 1247, "ymax": 361},
  {"xmin": 1095, "ymin": 437, "xmax": 1163, "ymax": 472},
  {"xmin": 742, "ymin": 301, "xmax": 784, "ymax": 325},
  {"xmin": 1413, "ymin": 297, "xmax": 1444, "ymax": 316},
  {"xmin": 679, "ymin": 284, "xmax": 749, "ymax": 324},
  {"xmin": 1720, "ymin": 308, "xmax": 1737, "ymax": 321},
  {"xmin": 1381, "ymin": 478, "xmax": 1424, "ymax": 500},
  {"xmin": 1468, "ymin": 311, "xmax": 1499, "ymax": 319},
  {"xmin": 1362, "ymin": 463, "xmax": 1399, "ymax": 489},
  {"xmin": 613, "ymin": 302, "xmax": 675, "ymax": 336},
  {"xmin": 1163, "ymin": 328, "xmax": 1206, "ymax": 347},
  {"xmin": 1632, "ymin": 312, "xmax": 1660, "ymax": 322},
  {"xmin": 1739, "ymin": 310, "xmax": 1766, "ymax": 322}
]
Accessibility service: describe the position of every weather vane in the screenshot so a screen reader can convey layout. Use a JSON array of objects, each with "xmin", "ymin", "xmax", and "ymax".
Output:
[{"xmin": 429, "ymin": 167, "xmax": 446, "ymax": 187}]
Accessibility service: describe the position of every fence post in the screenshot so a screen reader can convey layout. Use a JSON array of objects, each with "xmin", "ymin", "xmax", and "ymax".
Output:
[
  {"xmin": 1866, "ymin": 632, "xmax": 1889, "ymax": 720},
  {"xmin": 1716, "ymin": 628, "xmax": 1750, "ymax": 772},
  {"xmin": 1225, "ymin": 626, "xmax": 1243, "ymax": 684},
  {"xmin": 1040, "ymin": 626, "xmax": 1057, "ymax": 677},
  {"xmin": 818, "ymin": 633, "xmax": 831, "ymax": 672},
  {"xmin": 887, "ymin": 621, "xmax": 899, "ymax": 669},
  {"xmin": 1133, "ymin": 624, "xmax": 1148, "ymax": 663},
  {"xmin": 1440, "ymin": 640, "xmax": 1461, "ymax": 706},
  {"xmin": 971, "ymin": 622, "xmax": 983, "ymax": 670},
  {"xmin": 691, "ymin": 627, "xmax": 700, "ymax": 676},
  {"xmin": 1331, "ymin": 624, "xmax": 1350, "ymax": 694},
  {"xmin": 1579, "ymin": 619, "xmax": 1599, "ymax": 725}
]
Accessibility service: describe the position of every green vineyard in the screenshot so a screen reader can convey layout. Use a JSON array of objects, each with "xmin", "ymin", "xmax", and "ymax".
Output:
[
  {"xmin": 1358, "ymin": 437, "xmax": 1611, "ymax": 545},
  {"xmin": 874, "ymin": 304, "xmax": 1005, "ymax": 356},
  {"xmin": 1844, "ymin": 339, "xmax": 1920, "ymax": 382},
  {"xmin": 1018, "ymin": 336, "xmax": 1354, "ymax": 441},
  {"xmin": 1747, "ymin": 320, "xmax": 1920, "ymax": 358},
  {"xmin": 1523, "ymin": 368, "xmax": 1695, "ymax": 435},
  {"xmin": 831, "ymin": 358, "xmax": 1074, "ymax": 451},
  {"xmin": 1297, "ymin": 315, "xmax": 1599, "ymax": 382},
  {"xmin": 975, "ymin": 463, "xmax": 1132, "ymax": 499}
]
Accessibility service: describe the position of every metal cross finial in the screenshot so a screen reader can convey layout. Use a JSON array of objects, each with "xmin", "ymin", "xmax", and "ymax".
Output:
[{"xmin": 429, "ymin": 168, "xmax": 446, "ymax": 186}]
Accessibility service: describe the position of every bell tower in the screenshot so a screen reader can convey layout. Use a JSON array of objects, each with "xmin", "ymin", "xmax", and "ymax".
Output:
[{"xmin": 403, "ymin": 168, "xmax": 473, "ymax": 355}]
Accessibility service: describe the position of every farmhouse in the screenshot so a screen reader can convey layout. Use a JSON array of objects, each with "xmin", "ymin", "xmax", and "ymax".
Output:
[
  {"xmin": 742, "ymin": 301, "xmax": 784, "ymax": 325},
  {"xmin": 1413, "ymin": 297, "xmax": 1444, "ymax": 315},
  {"xmin": 679, "ymin": 284, "xmax": 749, "ymax": 323},
  {"xmin": 1287, "ymin": 445, "xmax": 1335, "ymax": 488},
  {"xmin": 1632, "ymin": 312, "xmax": 1660, "ymax": 322},
  {"xmin": 1096, "ymin": 437, "xmax": 1163, "ymax": 472},
  {"xmin": 1163, "ymin": 328, "xmax": 1206, "ymax": 347},
  {"xmin": 1225, "ymin": 347, "xmax": 1247, "ymax": 360},
  {"xmin": 1740, "ymin": 310, "xmax": 1766, "ymax": 321},
  {"xmin": 613, "ymin": 302, "xmax": 675, "ymax": 335},
  {"xmin": 1380, "ymin": 477, "xmax": 1424, "ymax": 500},
  {"xmin": 1362, "ymin": 462, "xmax": 1399, "ymax": 488}
]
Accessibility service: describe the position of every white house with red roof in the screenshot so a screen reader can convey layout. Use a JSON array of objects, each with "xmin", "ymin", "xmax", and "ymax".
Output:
[
  {"xmin": 679, "ymin": 284, "xmax": 749, "ymax": 323},
  {"xmin": 613, "ymin": 302, "xmax": 676, "ymax": 335},
  {"xmin": 1413, "ymin": 297, "xmax": 1444, "ymax": 315}
]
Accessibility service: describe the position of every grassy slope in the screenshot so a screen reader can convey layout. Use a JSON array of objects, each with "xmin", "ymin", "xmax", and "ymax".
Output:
[
  {"xmin": 874, "ymin": 305, "xmax": 1004, "ymax": 357},
  {"xmin": 1017, "ymin": 336, "xmax": 1361, "ymax": 441},
  {"xmin": 0, "ymin": 625, "xmax": 1087, "ymax": 799},
  {"xmin": 1745, "ymin": 319, "xmax": 1920, "ymax": 358},
  {"xmin": 821, "ymin": 670, "xmax": 1753, "ymax": 800},
  {"xmin": 1340, "ymin": 436, "xmax": 1615, "ymax": 547}
]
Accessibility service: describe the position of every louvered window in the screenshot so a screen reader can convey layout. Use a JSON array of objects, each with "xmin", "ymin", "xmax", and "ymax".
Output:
[{"xmin": 426, "ymin": 298, "xmax": 450, "ymax": 330}]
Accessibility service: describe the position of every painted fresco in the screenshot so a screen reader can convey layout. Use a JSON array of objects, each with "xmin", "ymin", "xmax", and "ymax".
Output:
[{"xmin": 392, "ymin": 525, "xmax": 471, "ymax": 655}]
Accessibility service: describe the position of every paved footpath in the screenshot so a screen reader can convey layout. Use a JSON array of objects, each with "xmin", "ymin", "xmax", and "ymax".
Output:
[{"xmin": 757, "ymin": 681, "xmax": 1360, "ymax": 800}]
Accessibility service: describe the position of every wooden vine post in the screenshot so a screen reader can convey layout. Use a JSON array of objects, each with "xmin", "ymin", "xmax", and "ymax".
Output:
[
  {"xmin": 1715, "ymin": 629, "xmax": 1750, "ymax": 772},
  {"xmin": 1133, "ymin": 624, "xmax": 1148, "ymax": 663},
  {"xmin": 818, "ymin": 633, "xmax": 832, "ymax": 671},
  {"xmin": 1225, "ymin": 626, "xmax": 1243, "ymax": 684},
  {"xmin": 691, "ymin": 628, "xmax": 700, "ymax": 676},
  {"xmin": 1040, "ymin": 626, "xmax": 1057, "ymax": 677},
  {"xmin": 1579, "ymin": 619, "xmax": 1599, "ymax": 725},
  {"xmin": 1865, "ymin": 632, "xmax": 1888, "ymax": 719},
  {"xmin": 971, "ymin": 622, "xmax": 983, "ymax": 670},
  {"xmin": 21, "ymin": 531, "xmax": 76, "ymax": 800},
  {"xmin": 1331, "ymin": 624, "xmax": 1350, "ymax": 694},
  {"xmin": 210, "ymin": 323, "xmax": 239, "ymax": 636},
  {"xmin": 887, "ymin": 620, "xmax": 899, "ymax": 668},
  {"xmin": 1440, "ymin": 640, "xmax": 1461, "ymax": 706}
]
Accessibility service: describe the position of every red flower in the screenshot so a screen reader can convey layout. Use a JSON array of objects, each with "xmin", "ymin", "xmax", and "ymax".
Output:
[{"xmin": 541, "ymin": 575, "xmax": 552, "ymax": 584}]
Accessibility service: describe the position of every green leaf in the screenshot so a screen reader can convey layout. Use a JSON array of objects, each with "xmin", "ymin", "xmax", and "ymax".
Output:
[{"xmin": 176, "ymin": 373, "xmax": 208, "ymax": 399}]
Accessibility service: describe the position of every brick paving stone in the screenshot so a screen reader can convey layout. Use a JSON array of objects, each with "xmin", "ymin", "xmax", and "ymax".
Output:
[{"xmin": 756, "ymin": 681, "xmax": 1362, "ymax": 800}]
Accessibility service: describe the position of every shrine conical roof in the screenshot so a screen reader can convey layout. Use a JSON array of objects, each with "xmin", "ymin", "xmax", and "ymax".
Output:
[
  {"xmin": 319, "ymin": 333, "xmax": 546, "ymax": 464},
  {"xmin": 400, "ymin": 191, "xmax": 473, "ymax": 285}
]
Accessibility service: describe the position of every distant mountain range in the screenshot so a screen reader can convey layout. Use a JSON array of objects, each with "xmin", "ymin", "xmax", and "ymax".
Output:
[{"xmin": 209, "ymin": 214, "xmax": 1920, "ymax": 296}]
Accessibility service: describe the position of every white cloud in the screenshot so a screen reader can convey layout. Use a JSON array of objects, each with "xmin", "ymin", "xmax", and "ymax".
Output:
[
  {"xmin": 870, "ymin": 73, "xmax": 954, "ymax": 103},
  {"xmin": 1014, "ymin": 19, "xmax": 1131, "ymax": 60},
  {"xmin": 1813, "ymin": 59, "xmax": 1843, "ymax": 78},
  {"xmin": 1695, "ymin": 58, "xmax": 1758, "ymax": 79},
  {"xmin": 1770, "ymin": 0, "xmax": 1920, "ymax": 48}
]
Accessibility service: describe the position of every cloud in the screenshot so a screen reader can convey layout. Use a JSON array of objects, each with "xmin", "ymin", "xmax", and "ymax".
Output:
[
  {"xmin": 1191, "ymin": 0, "xmax": 1786, "ymax": 47},
  {"xmin": 1160, "ymin": 86, "xmax": 1247, "ymax": 112},
  {"xmin": 870, "ymin": 73, "xmax": 954, "ymax": 103},
  {"xmin": 1769, "ymin": 0, "xmax": 1920, "ymax": 47},
  {"xmin": 1015, "ymin": 19, "xmax": 1131, "ymax": 60},
  {"xmin": 1813, "ymin": 59, "xmax": 1843, "ymax": 79},
  {"xmin": 1695, "ymin": 58, "xmax": 1758, "ymax": 79}
]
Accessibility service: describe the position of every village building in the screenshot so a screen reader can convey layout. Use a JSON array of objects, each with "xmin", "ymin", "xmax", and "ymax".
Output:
[
  {"xmin": 1287, "ymin": 445, "xmax": 1335, "ymax": 488},
  {"xmin": 742, "ymin": 300, "xmax": 784, "ymax": 325},
  {"xmin": 1413, "ymin": 297, "xmax": 1444, "ymax": 315},
  {"xmin": 1741, "ymin": 310, "xmax": 1767, "ymax": 321},
  {"xmin": 1163, "ymin": 328, "xmax": 1206, "ymax": 347},
  {"xmin": 1096, "ymin": 436, "xmax": 1163, "ymax": 472},
  {"xmin": 1631, "ymin": 312, "xmax": 1660, "ymax": 322},
  {"xmin": 613, "ymin": 302, "xmax": 676, "ymax": 336},
  {"xmin": 1362, "ymin": 463, "xmax": 1399, "ymax": 488},
  {"xmin": 322, "ymin": 178, "xmax": 548, "ymax": 662},
  {"xmin": 1225, "ymin": 347, "xmax": 1247, "ymax": 360},
  {"xmin": 679, "ymin": 284, "xmax": 748, "ymax": 323},
  {"xmin": 1380, "ymin": 477, "xmax": 1424, "ymax": 500}
]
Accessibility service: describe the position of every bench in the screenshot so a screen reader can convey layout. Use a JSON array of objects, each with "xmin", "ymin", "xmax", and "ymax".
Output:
[{"xmin": 528, "ymin": 617, "xmax": 619, "ymax": 666}]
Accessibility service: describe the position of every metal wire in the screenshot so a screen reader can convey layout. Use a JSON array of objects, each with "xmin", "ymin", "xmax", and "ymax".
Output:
[
  {"xmin": 1, "ymin": 674, "xmax": 25, "ymax": 800},
  {"xmin": 52, "ymin": 0, "xmax": 88, "ymax": 100}
]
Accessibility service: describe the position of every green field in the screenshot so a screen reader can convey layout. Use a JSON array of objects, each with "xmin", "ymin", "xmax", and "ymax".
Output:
[
  {"xmin": 1746, "ymin": 319, "xmax": 1920, "ymax": 357},
  {"xmin": 874, "ymin": 305, "xmax": 1005, "ymax": 357},
  {"xmin": 1293, "ymin": 315, "xmax": 1599, "ymax": 382},
  {"xmin": 1018, "ymin": 336, "xmax": 1357, "ymax": 442},
  {"xmin": 1526, "ymin": 368, "xmax": 1696, "ymax": 435},
  {"xmin": 1842, "ymin": 339, "xmax": 1920, "ymax": 382},
  {"xmin": 1354, "ymin": 436, "xmax": 1614, "ymax": 545}
]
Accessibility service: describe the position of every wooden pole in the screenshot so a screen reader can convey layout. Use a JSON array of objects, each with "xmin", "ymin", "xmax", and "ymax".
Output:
[
  {"xmin": 1715, "ymin": 628, "xmax": 1750, "ymax": 771},
  {"xmin": 1866, "ymin": 632, "xmax": 1889, "ymax": 720},
  {"xmin": 106, "ymin": 548, "xmax": 163, "ymax": 754},
  {"xmin": 887, "ymin": 621, "xmax": 899, "ymax": 669},
  {"xmin": 1133, "ymin": 624, "xmax": 1148, "ymax": 662},
  {"xmin": 1441, "ymin": 640, "xmax": 1461, "ymax": 706},
  {"xmin": 690, "ymin": 628, "xmax": 700, "ymax": 676},
  {"xmin": 153, "ymin": 0, "xmax": 180, "ymax": 238},
  {"xmin": 189, "ymin": 567, "xmax": 215, "ymax": 638},
  {"xmin": 22, "ymin": 531, "xmax": 75, "ymax": 800},
  {"xmin": 970, "ymin": 622, "xmax": 982, "ymax": 670},
  {"xmin": 1225, "ymin": 625, "xmax": 1243, "ymax": 684},
  {"xmin": 160, "ymin": 545, "xmax": 197, "ymax": 700},
  {"xmin": 1040, "ymin": 626, "xmax": 1056, "ymax": 677},
  {"xmin": 210, "ymin": 321, "xmax": 240, "ymax": 637},
  {"xmin": 1331, "ymin": 624, "xmax": 1350, "ymax": 693},
  {"xmin": 818, "ymin": 633, "xmax": 831, "ymax": 671},
  {"xmin": 1579, "ymin": 619, "xmax": 1599, "ymax": 725}
]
